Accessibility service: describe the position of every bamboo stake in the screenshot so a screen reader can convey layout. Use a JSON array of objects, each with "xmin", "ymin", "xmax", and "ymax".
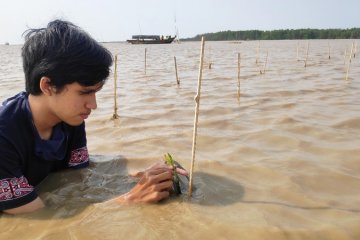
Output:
[
  {"xmin": 174, "ymin": 56, "xmax": 180, "ymax": 85},
  {"xmin": 237, "ymin": 53, "xmax": 241, "ymax": 98},
  {"xmin": 260, "ymin": 50, "xmax": 268, "ymax": 74},
  {"xmin": 304, "ymin": 41, "xmax": 309, "ymax": 68},
  {"xmin": 350, "ymin": 42, "xmax": 354, "ymax": 63},
  {"xmin": 344, "ymin": 48, "xmax": 347, "ymax": 65},
  {"xmin": 112, "ymin": 54, "xmax": 119, "ymax": 119},
  {"xmin": 345, "ymin": 44, "xmax": 354, "ymax": 80},
  {"xmin": 354, "ymin": 42, "xmax": 357, "ymax": 58},
  {"xmin": 188, "ymin": 36, "xmax": 205, "ymax": 197},
  {"xmin": 296, "ymin": 42, "xmax": 299, "ymax": 61},
  {"xmin": 208, "ymin": 46, "xmax": 212, "ymax": 69},
  {"xmin": 328, "ymin": 41, "xmax": 331, "ymax": 59},
  {"xmin": 256, "ymin": 41, "xmax": 260, "ymax": 64},
  {"xmin": 144, "ymin": 48, "xmax": 147, "ymax": 75}
]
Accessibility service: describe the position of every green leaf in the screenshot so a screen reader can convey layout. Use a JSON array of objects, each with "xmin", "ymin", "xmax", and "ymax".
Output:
[
  {"xmin": 164, "ymin": 153, "xmax": 175, "ymax": 167},
  {"xmin": 164, "ymin": 153, "xmax": 179, "ymax": 184}
]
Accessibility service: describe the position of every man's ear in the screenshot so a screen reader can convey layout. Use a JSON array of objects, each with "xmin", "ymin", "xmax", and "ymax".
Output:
[{"xmin": 39, "ymin": 77, "xmax": 52, "ymax": 95}]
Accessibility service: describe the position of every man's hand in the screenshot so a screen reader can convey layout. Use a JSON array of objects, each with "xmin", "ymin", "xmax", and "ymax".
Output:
[
  {"xmin": 114, "ymin": 165, "xmax": 174, "ymax": 203},
  {"xmin": 111, "ymin": 161, "xmax": 189, "ymax": 204},
  {"xmin": 129, "ymin": 161, "xmax": 188, "ymax": 178}
]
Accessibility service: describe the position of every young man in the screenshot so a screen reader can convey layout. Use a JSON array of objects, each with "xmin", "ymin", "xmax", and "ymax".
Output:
[{"xmin": 0, "ymin": 20, "xmax": 187, "ymax": 214}]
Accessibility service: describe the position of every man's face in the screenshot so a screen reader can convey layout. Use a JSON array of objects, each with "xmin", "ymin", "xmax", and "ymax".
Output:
[{"xmin": 49, "ymin": 81, "xmax": 103, "ymax": 126}]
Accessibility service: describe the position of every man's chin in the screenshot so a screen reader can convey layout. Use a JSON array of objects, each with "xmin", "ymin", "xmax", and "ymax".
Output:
[{"xmin": 65, "ymin": 119, "xmax": 84, "ymax": 126}]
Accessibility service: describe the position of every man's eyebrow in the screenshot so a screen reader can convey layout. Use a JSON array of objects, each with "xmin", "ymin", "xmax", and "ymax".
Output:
[{"xmin": 82, "ymin": 84, "xmax": 104, "ymax": 93}]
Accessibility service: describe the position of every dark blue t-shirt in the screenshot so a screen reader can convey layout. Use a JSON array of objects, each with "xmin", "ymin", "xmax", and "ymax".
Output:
[{"xmin": 0, "ymin": 92, "xmax": 89, "ymax": 211}]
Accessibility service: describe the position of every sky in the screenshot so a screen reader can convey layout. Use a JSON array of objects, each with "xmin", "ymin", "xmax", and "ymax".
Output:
[{"xmin": 0, "ymin": 0, "xmax": 359, "ymax": 44}]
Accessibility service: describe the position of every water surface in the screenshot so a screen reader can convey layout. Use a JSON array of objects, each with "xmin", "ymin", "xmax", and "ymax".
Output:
[{"xmin": 0, "ymin": 40, "xmax": 359, "ymax": 240}]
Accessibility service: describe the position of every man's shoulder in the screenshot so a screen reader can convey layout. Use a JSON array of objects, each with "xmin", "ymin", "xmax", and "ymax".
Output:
[
  {"xmin": 0, "ymin": 92, "xmax": 30, "ymax": 140},
  {"xmin": 0, "ymin": 92, "xmax": 28, "ymax": 123}
]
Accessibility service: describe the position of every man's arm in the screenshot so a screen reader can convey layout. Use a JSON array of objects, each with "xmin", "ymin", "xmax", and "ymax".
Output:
[{"xmin": 3, "ymin": 197, "xmax": 45, "ymax": 215}]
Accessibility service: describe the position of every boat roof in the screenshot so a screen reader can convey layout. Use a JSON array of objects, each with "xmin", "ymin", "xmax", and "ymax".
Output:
[{"xmin": 132, "ymin": 35, "xmax": 160, "ymax": 40}]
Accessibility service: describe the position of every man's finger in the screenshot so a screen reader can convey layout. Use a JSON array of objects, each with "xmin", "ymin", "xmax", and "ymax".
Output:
[
  {"xmin": 155, "ymin": 180, "xmax": 173, "ymax": 192},
  {"xmin": 176, "ymin": 167, "xmax": 188, "ymax": 176}
]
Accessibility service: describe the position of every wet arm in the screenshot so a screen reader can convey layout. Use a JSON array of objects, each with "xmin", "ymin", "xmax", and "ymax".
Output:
[{"xmin": 3, "ymin": 197, "xmax": 45, "ymax": 215}]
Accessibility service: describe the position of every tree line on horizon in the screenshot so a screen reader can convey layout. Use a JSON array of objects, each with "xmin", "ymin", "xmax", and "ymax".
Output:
[{"xmin": 181, "ymin": 28, "xmax": 360, "ymax": 41}]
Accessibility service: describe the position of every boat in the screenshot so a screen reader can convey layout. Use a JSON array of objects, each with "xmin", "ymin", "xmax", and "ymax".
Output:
[{"xmin": 126, "ymin": 35, "xmax": 176, "ymax": 44}]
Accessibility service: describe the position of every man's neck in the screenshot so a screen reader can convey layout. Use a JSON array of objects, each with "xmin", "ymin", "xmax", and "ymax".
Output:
[{"xmin": 28, "ymin": 94, "xmax": 60, "ymax": 140}]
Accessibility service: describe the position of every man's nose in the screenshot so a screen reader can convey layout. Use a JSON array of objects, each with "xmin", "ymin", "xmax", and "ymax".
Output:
[{"xmin": 86, "ymin": 93, "xmax": 97, "ymax": 110}]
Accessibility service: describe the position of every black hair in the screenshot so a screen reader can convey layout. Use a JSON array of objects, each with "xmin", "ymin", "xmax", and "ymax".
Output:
[{"xmin": 22, "ymin": 19, "xmax": 113, "ymax": 95}]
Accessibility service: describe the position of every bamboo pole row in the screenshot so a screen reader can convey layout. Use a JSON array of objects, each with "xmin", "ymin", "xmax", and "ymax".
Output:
[
  {"xmin": 141, "ymin": 40, "xmax": 356, "ymax": 97},
  {"xmin": 297, "ymin": 41, "xmax": 359, "ymax": 63},
  {"xmin": 112, "ymin": 40, "xmax": 356, "ymax": 116},
  {"xmin": 111, "ymin": 40, "xmax": 356, "ymax": 121},
  {"xmin": 138, "ymin": 40, "xmax": 356, "ymax": 86}
]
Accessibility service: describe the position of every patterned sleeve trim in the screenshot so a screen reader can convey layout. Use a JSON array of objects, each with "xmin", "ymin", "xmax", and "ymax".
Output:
[
  {"xmin": 68, "ymin": 146, "xmax": 89, "ymax": 168},
  {"xmin": 0, "ymin": 176, "xmax": 34, "ymax": 202}
]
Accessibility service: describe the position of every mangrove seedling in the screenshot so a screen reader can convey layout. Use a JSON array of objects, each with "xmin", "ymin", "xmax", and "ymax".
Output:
[{"xmin": 164, "ymin": 153, "xmax": 181, "ymax": 195}]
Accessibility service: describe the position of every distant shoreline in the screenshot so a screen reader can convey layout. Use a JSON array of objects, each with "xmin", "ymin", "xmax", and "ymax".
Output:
[{"xmin": 182, "ymin": 28, "xmax": 360, "ymax": 41}]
